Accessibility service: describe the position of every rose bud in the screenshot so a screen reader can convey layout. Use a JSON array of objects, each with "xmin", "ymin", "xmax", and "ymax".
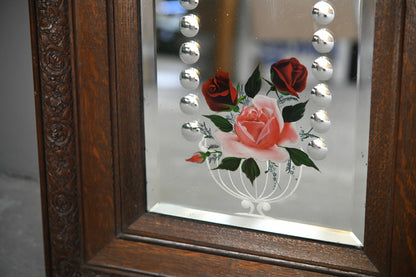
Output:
[
  {"xmin": 201, "ymin": 71, "xmax": 238, "ymax": 111},
  {"xmin": 270, "ymin": 58, "xmax": 308, "ymax": 98},
  {"xmin": 186, "ymin": 152, "xmax": 206, "ymax": 163}
]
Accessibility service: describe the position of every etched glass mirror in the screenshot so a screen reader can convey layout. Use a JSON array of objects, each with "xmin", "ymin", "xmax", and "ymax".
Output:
[{"xmin": 142, "ymin": 0, "xmax": 375, "ymax": 246}]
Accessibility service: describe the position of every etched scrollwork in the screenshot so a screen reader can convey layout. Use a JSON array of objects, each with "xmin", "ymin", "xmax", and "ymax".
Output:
[{"xmin": 34, "ymin": 0, "xmax": 80, "ymax": 276}]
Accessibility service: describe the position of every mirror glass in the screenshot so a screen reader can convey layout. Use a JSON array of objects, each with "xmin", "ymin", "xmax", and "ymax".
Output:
[{"xmin": 142, "ymin": 0, "xmax": 375, "ymax": 246}]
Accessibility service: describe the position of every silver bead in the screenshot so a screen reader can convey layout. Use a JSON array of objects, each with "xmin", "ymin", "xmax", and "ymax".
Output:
[
  {"xmin": 312, "ymin": 28, "xmax": 334, "ymax": 53},
  {"xmin": 307, "ymin": 138, "xmax": 328, "ymax": 160},
  {"xmin": 179, "ymin": 41, "xmax": 200, "ymax": 64},
  {"xmin": 180, "ymin": 93, "xmax": 199, "ymax": 114},
  {"xmin": 179, "ymin": 14, "xmax": 200, "ymax": 38},
  {"xmin": 311, "ymin": 83, "xmax": 332, "ymax": 107},
  {"xmin": 180, "ymin": 67, "xmax": 200, "ymax": 90},
  {"xmin": 312, "ymin": 1, "xmax": 335, "ymax": 25},
  {"xmin": 181, "ymin": 121, "xmax": 202, "ymax": 141},
  {"xmin": 179, "ymin": 0, "xmax": 199, "ymax": 10},
  {"xmin": 310, "ymin": 110, "xmax": 331, "ymax": 133},
  {"xmin": 311, "ymin": 56, "xmax": 333, "ymax": 81}
]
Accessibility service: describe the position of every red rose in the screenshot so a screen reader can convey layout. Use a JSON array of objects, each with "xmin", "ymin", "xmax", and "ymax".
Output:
[
  {"xmin": 202, "ymin": 71, "xmax": 238, "ymax": 111},
  {"xmin": 186, "ymin": 153, "xmax": 205, "ymax": 163},
  {"xmin": 270, "ymin": 58, "xmax": 308, "ymax": 98}
]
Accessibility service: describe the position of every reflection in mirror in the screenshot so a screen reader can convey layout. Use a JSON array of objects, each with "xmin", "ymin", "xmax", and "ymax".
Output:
[{"xmin": 142, "ymin": 0, "xmax": 375, "ymax": 246}]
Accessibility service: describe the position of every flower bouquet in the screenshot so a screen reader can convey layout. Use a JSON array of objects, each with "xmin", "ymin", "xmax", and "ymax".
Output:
[{"xmin": 186, "ymin": 58, "xmax": 319, "ymax": 215}]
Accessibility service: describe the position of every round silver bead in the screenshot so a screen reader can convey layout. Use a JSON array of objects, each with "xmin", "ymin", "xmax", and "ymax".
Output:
[
  {"xmin": 310, "ymin": 110, "xmax": 331, "ymax": 133},
  {"xmin": 180, "ymin": 93, "xmax": 199, "ymax": 114},
  {"xmin": 179, "ymin": 14, "xmax": 200, "ymax": 38},
  {"xmin": 311, "ymin": 83, "xmax": 332, "ymax": 107},
  {"xmin": 307, "ymin": 138, "xmax": 328, "ymax": 160},
  {"xmin": 179, "ymin": 0, "xmax": 199, "ymax": 10},
  {"xmin": 312, "ymin": 1, "xmax": 335, "ymax": 25},
  {"xmin": 312, "ymin": 28, "xmax": 334, "ymax": 53},
  {"xmin": 179, "ymin": 41, "xmax": 200, "ymax": 64},
  {"xmin": 181, "ymin": 121, "xmax": 202, "ymax": 141},
  {"xmin": 179, "ymin": 67, "xmax": 200, "ymax": 90},
  {"xmin": 311, "ymin": 56, "xmax": 333, "ymax": 81}
]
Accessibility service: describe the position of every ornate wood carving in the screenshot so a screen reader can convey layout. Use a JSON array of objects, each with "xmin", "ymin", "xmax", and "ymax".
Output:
[{"xmin": 33, "ymin": 0, "xmax": 81, "ymax": 276}]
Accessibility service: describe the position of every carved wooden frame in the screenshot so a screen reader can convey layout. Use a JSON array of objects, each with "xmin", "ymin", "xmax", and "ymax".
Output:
[{"xmin": 29, "ymin": 0, "xmax": 415, "ymax": 276}]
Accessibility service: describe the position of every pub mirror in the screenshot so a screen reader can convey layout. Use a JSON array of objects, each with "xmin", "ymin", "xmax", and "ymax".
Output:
[{"xmin": 141, "ymin": 0, "xmax": 375, "ymax": 247}]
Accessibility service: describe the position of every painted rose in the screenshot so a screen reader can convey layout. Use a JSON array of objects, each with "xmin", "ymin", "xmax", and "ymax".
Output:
[
  {"xmin": 271, "ymin": 57, "xmax": 308, "ymax": 98},
  {"xmin": 202, "ymin": 71, "xmax": 238, "ymax": 112},
  {"xmin": 214, "ymin": 95, "xmax": 298, "ymax": 162},
  {"xmin": 186, "ymin": 152, "xmax": 205, "ymax": 163}
]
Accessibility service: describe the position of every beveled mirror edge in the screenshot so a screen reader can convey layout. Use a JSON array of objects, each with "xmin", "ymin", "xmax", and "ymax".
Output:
[
  {"xmin": 28, "ymin": 0, "xmax": 414, "ymax": 276},
  {"xmin": 149, "ymin": 203, "xmax": 363, "ymax": 247}
]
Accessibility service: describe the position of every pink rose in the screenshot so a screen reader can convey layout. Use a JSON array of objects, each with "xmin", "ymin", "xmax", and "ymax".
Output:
[{"xmin": 214, "ymin": 95, "xmax": 298, "ymax": 162}]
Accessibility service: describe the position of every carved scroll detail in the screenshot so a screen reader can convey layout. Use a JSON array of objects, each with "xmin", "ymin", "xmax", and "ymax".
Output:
[{"xmin": 35, "ymin": 0, "xmax": 81, "ymax": 276}]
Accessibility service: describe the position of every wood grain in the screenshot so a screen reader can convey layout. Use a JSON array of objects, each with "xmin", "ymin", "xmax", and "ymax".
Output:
[
  {"xmin": 72, "ymin": 0, "xmax": 116, "ymax": 260},
  {"xmin": 112, "ymin": 0, "xmax": 147, "ymax": 231},
  {"xmin": 129, "ymin": 213, "xmax": 377, "ymax": 275},
  {"xmin": 90, "ymin": 239, "xmax": 332, "ymax": 277},
  {"xmin": 390, "ymin": 0, "xmax": 416, "ymax": 275},
  {"xmin": 364, "ymin": 0, "xmax": 405, "ymax": 274}
]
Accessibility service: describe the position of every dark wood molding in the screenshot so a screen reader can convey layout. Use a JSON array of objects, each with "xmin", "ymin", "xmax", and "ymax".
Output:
[
  {"xmin": 391, "ymin": 0, "xmax": 416, "ymax": 275},
  {"xmin": 29, "ymin": 0, "xmax": 415, "ymax": 276},
  {"xmin": 128, "ymin": 213, "xmax": 377, "ymax": 275},
  {"xmin": 112, "ymin": 0, "xmax": 147, "ymax": 231},
  {"xmin": 30, "ymin": 0, "xmax": 81, "ymax": 276},
  {"xmin": 364, "ymin": 0, "xmax": 405, "ymax": 274}
]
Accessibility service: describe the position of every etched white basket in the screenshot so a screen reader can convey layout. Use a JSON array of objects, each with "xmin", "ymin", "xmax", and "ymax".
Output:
[{"xmin": 199, "ymin": 138, "xmax": 302, "ymax": 216}]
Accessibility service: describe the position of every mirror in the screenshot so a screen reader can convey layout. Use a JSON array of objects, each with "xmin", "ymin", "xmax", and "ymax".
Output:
[{"xmin": 141, "ymin": 0, "xmax": 375, "ymax": 246}]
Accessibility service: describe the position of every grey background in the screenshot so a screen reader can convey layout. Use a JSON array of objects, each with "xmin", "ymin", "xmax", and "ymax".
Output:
[{"xmin": 0, "ymin": 1, "xmax": 45, "ymax": 276}]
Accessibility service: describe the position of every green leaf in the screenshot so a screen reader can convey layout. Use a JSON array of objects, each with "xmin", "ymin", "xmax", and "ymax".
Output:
[
  {"xmin": 213, "ymin": 157, "xmax": 242, "ymax": 171},
  {"xmin": 282, "ymin": 101, "xmax": 308, "ymax": 122},
  {"xmin": 220, "ymin": 104, "xmax": 240, "ymax": 112},
  {"xmin": 237, "ymin": 95, "xmax": 247, "ymax": 104},
  {"xmin": 278, "ymin": 90, "xmax": 290, "ymax": 96},
  {"xmin": 245, "ymin": 65, "xmax": 262, "ymax": 98},
  {"xmin": 270, "ymin": 70, "xmax": 276, "ymax": 83},
  {"xmin": 285, "ymin": 147, "xmax": 320, "ymax": 171},
  {"xmin": 203, "ymin": 115, "xmax": 233, "ymax": 132},
  {"xmin": 242, "ymin": 158, "xmax": 260, "ymax": 185}
]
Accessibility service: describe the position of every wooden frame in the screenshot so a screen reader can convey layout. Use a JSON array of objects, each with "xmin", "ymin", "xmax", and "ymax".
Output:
[{"xmin": 29, "ymin": 0, "xmax": 415, "ymax": 276}]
